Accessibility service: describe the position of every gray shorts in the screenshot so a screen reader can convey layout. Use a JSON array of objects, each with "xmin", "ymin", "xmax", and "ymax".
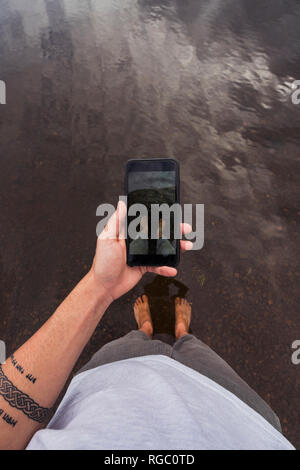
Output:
[{"xmin": 77, "ymin": 331, "xmax": 281, "ymax": 433}]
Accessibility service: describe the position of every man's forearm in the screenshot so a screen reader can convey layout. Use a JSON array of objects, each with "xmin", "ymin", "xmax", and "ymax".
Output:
[{"xmin": 0, "ymin": 272, "xmax": 111, "ymax": 450}]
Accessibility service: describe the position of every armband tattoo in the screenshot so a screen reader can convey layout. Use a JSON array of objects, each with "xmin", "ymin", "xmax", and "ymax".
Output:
[{"xmin": 0, "ymin": 365, "xmax": 50, "ymax": 423}]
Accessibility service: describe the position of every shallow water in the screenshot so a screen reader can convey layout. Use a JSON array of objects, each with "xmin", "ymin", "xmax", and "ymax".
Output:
[{"xmin": 0, "ymin": 0, "xmax": 299, "ymax": 447}]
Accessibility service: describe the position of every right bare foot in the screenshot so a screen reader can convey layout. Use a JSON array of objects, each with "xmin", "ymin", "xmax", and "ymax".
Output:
[
  {"xmin": 134, "ymin": 295, "xmax": 153, "ymax": 337},
  {"xmin": 175, "ymin": 297, "xmax": 192, "ymax": 339}
]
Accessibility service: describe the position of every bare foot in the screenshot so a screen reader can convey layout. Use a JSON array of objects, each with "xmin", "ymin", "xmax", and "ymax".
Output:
[
  {"xmin": 134, "ymin": 295, "xmax": 153, "ymax": 337},
  {"xmin": 175, "ymin": 297, "xmax": 192, "ymax": 340}
]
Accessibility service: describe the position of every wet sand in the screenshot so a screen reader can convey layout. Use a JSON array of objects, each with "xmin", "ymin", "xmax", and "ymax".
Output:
[{"xmin": 0, "ymin": 0, "xmax": 299, "ymax": 447}]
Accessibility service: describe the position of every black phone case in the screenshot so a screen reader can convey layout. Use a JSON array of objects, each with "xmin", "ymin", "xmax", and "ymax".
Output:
[{"xmin": 125, "ymin": 158, "xmax": 180, "ymax": 267}]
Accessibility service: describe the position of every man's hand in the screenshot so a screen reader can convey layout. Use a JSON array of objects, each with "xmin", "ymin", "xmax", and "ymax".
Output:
[{"xmin": 90, "ymin": 201, "xmax": 193, "ymax": 302}]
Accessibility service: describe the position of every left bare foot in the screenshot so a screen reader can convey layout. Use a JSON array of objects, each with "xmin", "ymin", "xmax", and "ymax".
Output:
[
  {"xmin": 175, "ymin": 297, "xmax": 192, "ymax": 340},
  {"xmin": 134, "ymin": 295, "xmax": 153, "ymax": 337}
]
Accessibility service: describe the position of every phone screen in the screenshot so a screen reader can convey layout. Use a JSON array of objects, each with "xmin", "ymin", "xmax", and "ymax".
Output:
[{"xmin": 126, "ymin": 159, "xmax": 180, "ymax": 267}]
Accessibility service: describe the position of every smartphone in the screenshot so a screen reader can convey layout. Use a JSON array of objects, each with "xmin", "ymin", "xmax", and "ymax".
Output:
[{"xmin": 125, "ymin": 158, "xmax": 180, "ymax": 267}]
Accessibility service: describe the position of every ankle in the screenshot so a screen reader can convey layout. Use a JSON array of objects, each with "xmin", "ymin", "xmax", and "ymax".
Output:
[
  {"xmin": 175, "ymin": 324, "xmax": 188, "ymax": 340},
  {"xmin": 140, "ymin": 321, "xmax": 153, "ymax": 338}
]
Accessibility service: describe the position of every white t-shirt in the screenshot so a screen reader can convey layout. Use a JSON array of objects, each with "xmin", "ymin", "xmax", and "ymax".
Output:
[{"xmin": 27, "ymin": 355, "xmax": 294, "ymax": 450}]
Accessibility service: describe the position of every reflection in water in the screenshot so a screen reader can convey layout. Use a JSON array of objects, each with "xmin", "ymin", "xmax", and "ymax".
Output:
[{"xmin": 0, "ymin": 0, "xmax": 300, "ymax": 446}]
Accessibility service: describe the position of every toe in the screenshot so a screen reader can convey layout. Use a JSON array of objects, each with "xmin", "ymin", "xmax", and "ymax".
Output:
[{"xmin": 142, "ymin": 294, "xmax": 148, "ymax": 303}]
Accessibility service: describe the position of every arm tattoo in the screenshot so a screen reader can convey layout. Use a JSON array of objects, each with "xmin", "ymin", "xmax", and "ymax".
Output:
[
  {"xmin": 0, "ymin": 408, "xmax": 18, "ymax": 427},
  {"xmin": 0, "ymin": 365, "xmax": 50, "ymax": 423},
  {"xmin": 11, "ymin": 354, "xmax": 37, "ymax": 384}
]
